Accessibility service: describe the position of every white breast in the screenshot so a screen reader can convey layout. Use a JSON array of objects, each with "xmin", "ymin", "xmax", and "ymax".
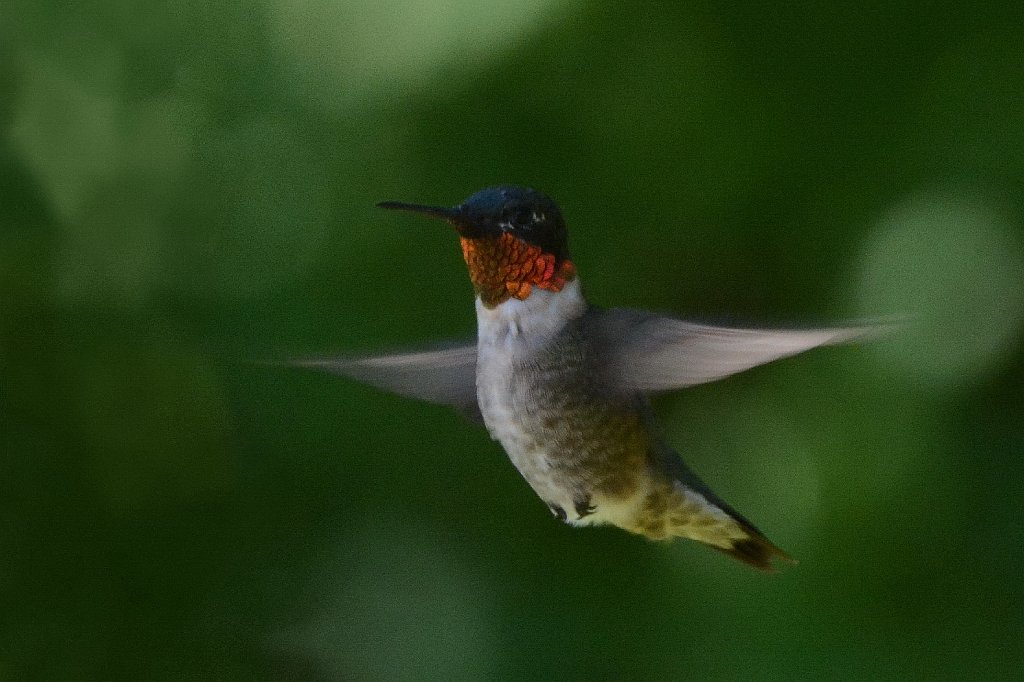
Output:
[{"xmin": 474, "ymin": 281, "xmax": 587, "ymax": 514}]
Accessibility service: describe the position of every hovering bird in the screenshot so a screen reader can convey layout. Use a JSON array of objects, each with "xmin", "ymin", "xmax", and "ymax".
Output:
[{"xmin": 300, "ymin": 186, "xmax": 877, "ymax": 570}]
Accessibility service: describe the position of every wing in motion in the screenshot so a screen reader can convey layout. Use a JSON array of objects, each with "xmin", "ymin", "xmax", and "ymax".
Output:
[
  {"xmin": 292, "ymin": 342, "xmax": 481, "ymax": 421},
  {"xmin": 586, "ymin": 308, "xmax": 884, "ymax": 393},
  {"xmin": 291, "ymin": 311, "xmax": 884, "ymax": 421}
]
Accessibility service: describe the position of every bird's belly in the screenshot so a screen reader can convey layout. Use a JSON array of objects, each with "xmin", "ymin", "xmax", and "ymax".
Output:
[
  {"xmin": 473, "ymin": 287, "xmax": 648, "ymax": 527},
  {"xmin": 476, "ymin": 357, "xmax": 647, "ymax": 527},
  {"xmin": 476, "ymin": 371, "xmax": 577, "ymax": 516}
]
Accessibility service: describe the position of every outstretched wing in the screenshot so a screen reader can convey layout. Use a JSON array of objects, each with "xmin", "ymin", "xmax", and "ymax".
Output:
[
  {"xmin": 587, "ymin": 308, "xmax": 883, "ymax": 393},
  {"xmin": 292, "ymin": 342, "xmax": 481, "ymax": 421}
]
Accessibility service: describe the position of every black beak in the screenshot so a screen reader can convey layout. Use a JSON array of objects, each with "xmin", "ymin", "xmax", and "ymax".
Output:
[{"xmin": 376, "ymin": 201, "xmax": 459, "ymax": 222}]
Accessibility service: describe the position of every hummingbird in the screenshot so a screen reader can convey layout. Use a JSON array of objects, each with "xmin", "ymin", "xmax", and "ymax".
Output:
[{"xmin": 300, "ymin": 186, "xmax": 878, "ymax": 570}]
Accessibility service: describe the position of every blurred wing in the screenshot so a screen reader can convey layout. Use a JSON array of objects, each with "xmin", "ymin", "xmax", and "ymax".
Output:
[
  {"xmin": 589, "ymin": 308, "xmax": 883, "ymax": 393},
  {"xmin": 292, "ymin": 342, "xmax": 481, "ymax": 421}
]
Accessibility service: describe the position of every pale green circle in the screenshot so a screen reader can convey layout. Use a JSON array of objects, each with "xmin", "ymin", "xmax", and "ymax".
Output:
[
  {"xmin": 281, "ymin": 520, "xmax": 497, "ymax": 680},
  {"xmin": 264, "ymin": 0, "xmax": 568, "ymax": 110},
  {"xmin": 854, "ymin": 191, "xmax": 1024, "ymax": 390}
]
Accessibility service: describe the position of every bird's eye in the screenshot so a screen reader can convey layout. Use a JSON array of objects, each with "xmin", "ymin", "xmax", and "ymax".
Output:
[{"xmin": 511, "ymin": 209, "xmax": 534, "ymax": 229}]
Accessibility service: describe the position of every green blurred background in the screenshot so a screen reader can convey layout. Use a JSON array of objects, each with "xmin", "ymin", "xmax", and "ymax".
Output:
[{"xmin": 3, "ymin": 1, "xmax": 1024, "ymax": 680}]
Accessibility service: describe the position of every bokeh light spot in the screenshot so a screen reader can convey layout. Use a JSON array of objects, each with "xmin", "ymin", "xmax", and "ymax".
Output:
[
  {"xmin": 264, "ymin": 0, "xmax": 568, "ymax": 109},
  {"xmin": 8, "ymin": 51, "xmax": 121, "ymax": 219},
  {"xmin": 853, "ymin": 190, "xmax": 1024, "ymax": 391},
  {"xmin": 279, "ymin": 519, "xmax": 497, "ymax": 680}
]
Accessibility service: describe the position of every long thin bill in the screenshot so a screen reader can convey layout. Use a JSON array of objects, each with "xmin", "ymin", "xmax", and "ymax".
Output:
[{"xmin": 376, "ymin": 201, "xmax": 457, "ymax": 220}]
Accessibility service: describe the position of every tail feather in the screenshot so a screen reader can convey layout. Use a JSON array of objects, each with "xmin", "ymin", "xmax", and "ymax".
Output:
[
  {"xmin": 648, "ymin": 444, "xmax": 796, "ymax": 571},
  {"xmin": 712, "ymin": 529, "xmax": 796, "ymax": 572}
]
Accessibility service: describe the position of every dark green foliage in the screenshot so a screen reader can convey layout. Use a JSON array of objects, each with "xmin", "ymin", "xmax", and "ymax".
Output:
[{"xmin": 2, "ymin": 1, "xmax": 1023, "ymax": 679}]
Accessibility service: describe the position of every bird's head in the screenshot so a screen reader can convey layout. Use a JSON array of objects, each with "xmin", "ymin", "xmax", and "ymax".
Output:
[{"xmin": 378, "ymin": 185, "xmax": 576, "ymax": 307}]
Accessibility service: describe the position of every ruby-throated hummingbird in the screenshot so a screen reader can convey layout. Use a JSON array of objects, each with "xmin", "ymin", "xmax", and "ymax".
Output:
[{"xmin": 301, "ymin": 186, "xmax": 878, "ymax": 570}]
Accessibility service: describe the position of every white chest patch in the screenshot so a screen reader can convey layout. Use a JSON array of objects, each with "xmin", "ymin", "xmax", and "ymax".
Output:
[{"xmin": 474, "ymin": 281, "xmax": 588, "ymax": 516}]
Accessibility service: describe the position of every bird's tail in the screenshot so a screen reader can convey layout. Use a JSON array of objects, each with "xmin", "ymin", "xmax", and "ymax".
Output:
[
  {"xmin": 707, "ymin": 523, "xmax": 794, "ymax": 572},
  {"xmin": 645, "ymin": 445, "xmax": 795, "ymax": 571}
]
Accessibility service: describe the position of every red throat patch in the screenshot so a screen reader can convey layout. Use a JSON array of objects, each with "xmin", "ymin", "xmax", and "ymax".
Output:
[{"xmin": 460, "ymin": 233, "xmax": 576, "ymax": 307}]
